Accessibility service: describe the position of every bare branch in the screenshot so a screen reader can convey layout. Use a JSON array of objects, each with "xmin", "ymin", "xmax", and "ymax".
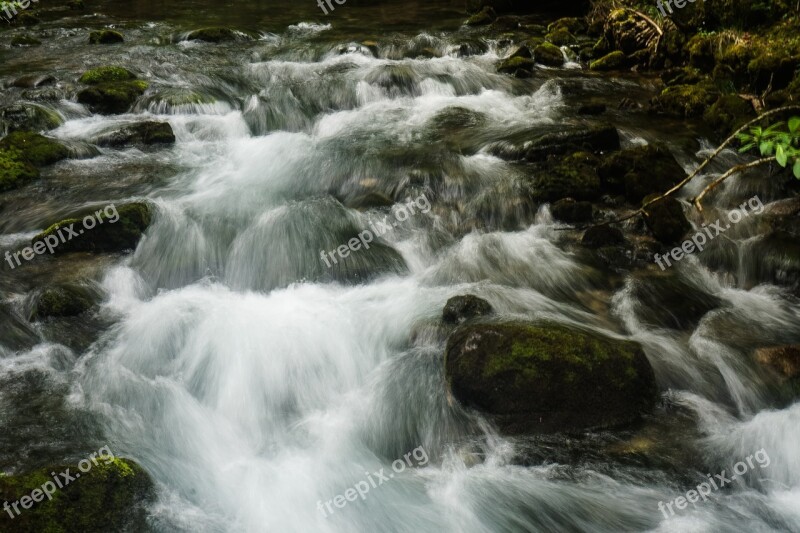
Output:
[{"xmin": 692, "ymin": 157, "xmax": 774, "ymax": 212}]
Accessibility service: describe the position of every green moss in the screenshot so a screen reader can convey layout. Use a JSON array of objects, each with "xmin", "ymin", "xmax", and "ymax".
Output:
[
  {"xmin": 650, "ymin": 82, "xmax": 719, "ymax": 117},
  {"xmin": 589, "ymin": 51, "xmax": 626, "ymax": 71},
  {"xmin": 78, "ymin": 66, "xmax": 136, "ymax": 85},
  {"xmin": 547, "ymin": 17, "xmax": 586, "ymax": 35},
  {"xmin": 29, "ymin": 284, "xmax": 95, "ymax": 321},
  {"xmin": 533, "ymin": 151, "xmax": 601, "ymax": 202},
  {"xmin": 0, "ymin": 147, "xmax": 39, "ymax": 191},
  {"xmin": 0, "ymin": 131, "xmax": 68, "ymax": 167},
  {"xmin": 533, "ymin": 42, "xmax": 564, "ymax": 67},
  {"xmin": 88, "ymin": 30, "xmax": 124, "ymax": 44},
  {"xmin": 497, "ymin": 56, "xmax": 535, "ymax": 77},
  {"xmin": 545, "ymin": 28, "xmax": 575, "ymax": 46},
  {"xmin": 465, "ymin": 6, "xmax": 495, "ymax": 26},
  {"xmin": 703, "ymin": 94, "xmax": 756, "ymax": 136},
  {"xmin": 77, "ymin": 81, "xmax": 149, "ymax": 114}
]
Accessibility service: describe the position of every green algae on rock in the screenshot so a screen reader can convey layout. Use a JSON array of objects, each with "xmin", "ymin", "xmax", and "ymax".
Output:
[
  {"xmin": 76, "ymin": 67, "xmax": 148, "ymax": 114},
  {"xmin": 0, "ymin": 146, "xmax": 39, "ymax": 191},
  {"xmin": 445, "ymin": 322, "xmax": 658, "ymax": 434},
  {"xmin": 78, "ymin": 66, "xmax": 136, "ymax": 85},
  {"xmin": 533, "ymin": 151, "xmax": 602, "ymax": 202},
  {"xmin": 0, "ymin": 131, "xmax": 69, "ymax": 167},
  {"xmin": 534, "ymin": 42, "xmax": 565, "ymax": 67},
  {"xmin": 589, "ymin": 50, "xmax": 627, "ymax": 71},
  {"xmin": 28, "ymin": 284, "xmax": 96, "ymax": 321},
  {"xmin": 598, "ymin": 144, "xmax": 686, "ymax": 203},
  {"xmin": 88, "ymin": 29, "xmax": 124, "ymax": 44}
]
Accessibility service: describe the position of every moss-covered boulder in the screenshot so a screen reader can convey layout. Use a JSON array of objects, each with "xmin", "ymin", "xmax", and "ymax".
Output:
[
  {"xmin": 703, "ymin": 95, "xmax": 756, "ymax": 137},
  {"xmin": 545, "ymin": 28, "xmax": 575, "ymax": 46},
  {"xmin": 649, "ymin": 82, "xmax": 719, "ymax": 117},
  {"xmin": 465, "ymin": 6, "xmax": 496, "ymax": 26},
  {"xmin": 95, "ymin": 121, "xmax": 175, "ymax": 147},
  {"xmin": 186, "ymin": 27, "xmax": 242, "ymax": 42},
  {"xmin": 533, "ymin": 42, "xmax": 564, "ymax": 67},
  {"xmin": 445, "ymin": 322, "xmax": 658, "ymax": 434},
  {"xmin": 0, "ymin": 146, "xmax": 38, "ymax": 192},
  {"xmin": 598, "ymin": 144, "xmax": 686, "ymax": 203},
  {"xmin": 0, "ymin": 131, "xmax": 69, "ymax": 167},
  {"xmin": 0, "ymin": 103, "xmax": 63, "ymax": 134},
  {"xmin": 442, "ymin": 295, "xmax": 493, "ymax": 325},
  {"xmin": 78, "ymin": 67, "xmax": 136, "ymax": 85},
  {"xmin": 661, "ymin": 66, "xmax": 706, "ymax": 87},
  {"xmin": 604, "ymin": 8, "xmax": 649, "ymax": 55},
  {"xmin": 547, "ymin": 17, "xmax": 586, "ymax": 35},
  {"xmin": 28, "ymin": 284, "xmax": 96, "ymax": 321},
  {"xmin": 32, "ymin": 202, "xmax": 154, "ymax": 254},
  {"xmin": 88, "ymin": 29, "xmax": 124, "ymax": 44},
  {"xmin": 589, "ymin": 51, "xmax": 627, "ymax": 71},
  {"xmin": 0, "ymin": 457, "xmax": 154, "ymax": 532},
  {"xmin": 533, "ymin": 151, "xmax": 601, "ymax": 202},
  {"xmin": 642, "ymin": 195, "xmax": 691, "ymax": 244},
  {"xmin": 76, "ymin": 67, "xmax": 148, "ymax": 114},
  {"xmin": 497, "ymin": 56, "xmax": 535, "ymax": 77},
  {"xmin": 551, "ymin": 198, "xmax": 593, "ymax": 223}
]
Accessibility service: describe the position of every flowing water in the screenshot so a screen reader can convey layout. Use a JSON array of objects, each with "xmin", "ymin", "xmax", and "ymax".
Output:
[{"xmin": 1, "ymin": 1, "xmax": 800, "ymax": 531}]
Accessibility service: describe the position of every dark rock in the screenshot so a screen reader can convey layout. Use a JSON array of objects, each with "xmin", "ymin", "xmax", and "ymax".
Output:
[
  {"xmin": 346, "ymin": 191, "xmax": 394, "ymax": 210},
  {"xmin": 703, "ymin": 95, "xmax": 756, "ymax": 137},
  {"xmin": 32, "ymin": 202, "xmax": 154, "ymax": 254},
  {"xmin": 11, "ymin": 74, "xmax": 56, "ymax": 89},
  {"xmin": 589, "ymin": 51, "xmax": 627, "ymax": 71},
  {"xmin": 445, "ymin": 322, "xmax": 658, "ymax": 434},
  {"xmin": 545, "ymin": 28, "xmax": 575, "ymax": 46},
  {"xmin": 186, "ymin": 27, "xmax": 245, "ymax": 42},
  {"xmin": 649, "ymin": 82, "xmax": 719, "ymax": 117},
  {"xmin": 551, "ymin": 198, "xmax": 593, "ymax": 223},
  {"xmin": 95, "ymin": 121, "xmax": 175, "ymax": 147},
  {"xmin": 89, "ymin": 29, "xmax": 124, "ymax": 44},
  {"xmin": 465, "ymin": 6, "xmax": 496, "ymax": 26},
  {"xmin": 491, "ymin": 124, "xmax": 620, "ymax": 162},
  {"xmin": 10, "ymin": 34, "xmax": 41, "ymax": 46},
  {"xmin": 0, "ymin": 103, "xmax": 63, "ymax": 134},
  {"xmin": 442, "ymin": 295, "xmax": 493, "ymax": 325},
  {"xmin": 577, "ymin": 103, "xmax": 606, "ymax": 115},
  {"xmin": 643, "ymin": 195, "xmax": 691, "ymax": 244},
  {"xmin": 581, "ymin": 225, "xmax": 625, "ymax": 248},
  {"xmin": 28, "ymin": 284, "xmax": 96, "ymax": 321},
  {"xmin": 754, "ymin": 345, "xmax": 800, "ymax": 379},
  {"xmin": 532, "ymin": 151, "xmax": 601, "ymax": 202},
  {"xmin": 598, "ymin": 144, "xmax": 686, "ymax": 203},
  {"xmin": 533, "ymin": 42, "xmax": 564, "ymax": 67},
  {"xmin": 497, "ymin": 56, "xmax": 535, "ymax": 77},
  {"xmin": 628, "ymin": 271, "xmax": 722, "ymax": 330}
]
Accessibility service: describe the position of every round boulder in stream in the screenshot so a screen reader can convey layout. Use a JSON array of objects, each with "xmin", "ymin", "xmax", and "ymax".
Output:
[{"xmin": 445, "ymin": 322, "xmax": 658, "ymax": 434}]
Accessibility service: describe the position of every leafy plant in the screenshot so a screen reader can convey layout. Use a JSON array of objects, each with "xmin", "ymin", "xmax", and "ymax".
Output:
[{"xmin": 737, "ymin": 116, "xmax": 800, "ymax": 178}]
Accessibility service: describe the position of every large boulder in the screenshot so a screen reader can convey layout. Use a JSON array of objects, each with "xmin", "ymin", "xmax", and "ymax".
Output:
[
  {"xmin": 445, "ymin": 322, "xmax": 658, "ymax": 434},
  {"xmin": 598, "ymin": 144, "xmax": 686, "ymax": 203},
  {"xmin": 0, "ymin": 457, "xmax": 154, "ymax": 532},
  {"xmin": 94, "ymin": 121, "xmax": 175, "ymax": 147},
  {"xmin": 32, "ymin": 202, "xmax": 154, "ymax": 254},
  {"xmin": 533, "ymin": 42, "xmax": 564, "ymax": 67},
  {"xmin": 76, "ymin": 67, "xmax": 149, "ymax": 115}
]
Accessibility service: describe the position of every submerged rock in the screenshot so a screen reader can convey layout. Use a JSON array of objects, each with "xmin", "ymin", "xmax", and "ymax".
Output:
[
  {"xmin": 94, "ymin": 121, "xmax": 175, "ymax": 147},
  {"xmin": 0, "ymin": 457, "xmax": 154, "ymax": 532},
  {"xmin": 0, "ymin": 103, "xmax": 63, "ymax": 134},
  {"xmin": 345, "ymin": 191, "xmax": 393, "ymax": 210},
  {"xmin": 28, "ymin": 284, "xmax": 96, "ymax": 321},
  {"xmin": 76, "ymin": 67, "xmax": 148, "ymax": 114},
  {"xmin": 89, "ymin": 29, "xmax": 124, "ymax": 44},
  {"xmin": 442, "ymin": 295, "xmax": 493, "ymax": 325},
  {"xmin": 445, "ymin": 322, "xmax": 658, "ymax": 434},
  {"xmin": 32, "ymin": 202, "xmax": 154, "ymax": 254}
]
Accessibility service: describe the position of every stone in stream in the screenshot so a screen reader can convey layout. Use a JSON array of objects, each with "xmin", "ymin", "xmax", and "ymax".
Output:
[
  {"xmin": 642, "ymin": 195, "xmax": 691, "ymax": 245},
  {"xmin": 442, "ymin": 295, "xmax": 494, "ymax": 325},
  {"xmin": 551, "ymin": 198, "xmax": 593, "ymax": 223},
  {"xmin": 0, "ymin": 131, "xmax": 69, "ymax": 192},
  {"xmin": 0, "ymin": 103, "xmax": 63, "ymax": 134},
  {"xmin": 488, "ymin": 124, "xmax": 620, "ymax": 162},
  {"xmin": 533, "ymin": 42, "xmax": 564, "ymax": 67},
  {"xmin": 581, "ymin": 225, "xmax": 625, "ymax": 248},
  {"xmin": 76, "ymin": 66, "xmax": 149, "ymax": 115},
  {"xmin": 532, "ymin": 151, "xmax": 602, "ymax": 202},
  {"xmin": 32, "ymin": 202, "xmax": 154, "ymax": 254},
  {"xmin": 627, "ymin": 270, "xmax": 721, "ymax": 330},
  {"xmin": 754, "ymin": 345, "xmax": 800, "ymax": 379},
  {"xmin": 185, "ymin": 27, "xmax": 254, "ymax": 43},
  {"xmin": 465, "ymin": 6, "xmax": 496, "ymax": 26},
  {"xmin": 11, "ymin": 74, "xmax": 56, "ymax": 88},
  {"xmin": 445, "ymin": 322, "xmax": 658, "ymax": 434},
  {"xmin": 94, "ymin": 121, "xmax": 176, "ymax": 147},
  {"xmin": 0, "ymin": 457, "xmax": 155, "ymax": 531},
  {"xmin": 89, "ymin": 29, "xmax": 124, "ymax": 44},
  {"xmin": 27, "ymin": 283, "xmax": 97, "ymax": 321},
  {"xmin": 589, "ymin": 50, "xmax": 627, "ymax": 71},
  {"xmin": 597, "ymin": 143, "xmax": 686, "ymax": 204}
]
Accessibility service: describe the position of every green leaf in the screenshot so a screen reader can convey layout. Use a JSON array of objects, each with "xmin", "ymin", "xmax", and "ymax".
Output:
[
  {"xmin": 789, "ymin": 116, "xmax": 800, "ymax": 134},
  {"xmin": 760, "ymin": 141, "xmax": 774, "ymax": 156},
  {"xmin": 777, "ymin": 144, "xmax": 788, "ymax": 166},
  {"xmin": 739, "ymin": 142, "xmax": 755, "ymax": 153},
  {"xmin": 794, "ymin": 159, "xmax": 800, "ymax": 179}
]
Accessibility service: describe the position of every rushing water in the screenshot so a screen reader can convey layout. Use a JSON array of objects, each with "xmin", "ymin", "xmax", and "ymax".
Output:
[{"xmin": 1, "ymin": 1, "xmax": 800, "ymax": 532}]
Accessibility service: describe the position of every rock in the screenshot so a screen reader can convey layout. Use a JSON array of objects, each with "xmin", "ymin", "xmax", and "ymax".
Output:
[
  {"xmin": 750, "ymin": 230, "xmax": 800, "ymax": 291},
  {"xmin": 465, "ymin": 6, "xmax": 496, "ymax": 26},
  {"xmin": 649, "ymin": 82, "xmax": 719, "ymax": 117},
  {"xmin": 604, "ymin": 8, "xmax": 648, "ymax": 55},
  {"xmin": 598, "ymin": 144, "xmax": 686, "ymax": 203},
  {"xmin": 642, "ymin": 195, "xmax": 691, "ymax": 244},
  {"xmin": 346, "ymin": 191, "xmax": 393, "ymax": 210},
  {"xmin": 11, "ymin": 74, "xmax": 56, "ymax": 88},
  {"xmin": 703, "ymin": 95, "xmax": 756, "ymax": 137},
  {"xmin": 442, "ymin": 295, "xmax": 493, "ymax": 325},
  {"xmin": 497, "ymin": 56, "xmax": 535, "ymax": 77},
  {"xmin": 79, "ymin": 67, "xmax": 137, "ymax": 85},
  {"xmin": 551, "ymin": 198, "xmax": 593, "ymax": 223},
  {"xmin": 68, "ymin": 0, "xmax": 85, "ymax": 9},
  {"xmin": 0, "ymin": 146, "xmax": 39, "ymax": 191},
  {"xmin": 754, "ymin": 345, "xmax": 800, "ymax": 379},
  {"xmin": 89, "ymin": 29, "xmax": 124, "ymax": 44},
  {"xmin": 10, "ymin": 34, "xmax": 41, "ymax": 46},
  {"xmin": 445, "ymin": 322, "xmax": 658, "ymax": 434},
  {"xmin": 28, "ymin": 284, "xmax": 96, "ymax": 321},
  {"xmin": 547, "ymin": 17, "xmax": 587, "ymax": 35},
  {"xmin": 0, "ymin": 457, "xmax": 154, "ymax": 532},
  {"xmin": 545, "ymin": 28, "xmax": 575, "ymax": 46},
  {"xmin": 533, "ymin": 42, "xmax": 564, "ymax": 67},
  {"xmin": 532, "ymin": 151, "xmax": 601, "ymax": 202},
  {"xmin": 581, "ymin": 225, "xmax": 625, "ymax": 248},
  {"xmin": 491, "ymin": 124, "xmax": 620, "ymax": 162},
  {"xmin": 577, "ymin": 103, "xmax": 606, "ymax": 115},
  {"xmin": 32, "ymin": 202, "xmax": 154, "ymax": 254},
  {"xmin": 590, "ymin": 51, "xmax": 627, "ymax": 71},
  {"xmin": 186, "ymin": 27, "xmax": 246, "ymax": 42},
  {"xmin": 17, "ymin": 11, "xmax": 40, "ymax": 25},
  {"xmin": 628, "ymin": 271, "xmax": 721, "ymax": 330},
  {"xmin": 94, "ymin": 121, "xmax": 175, "ymax": 147},
  {"xmin": 0, "ymin": 131, "xmax": 69, "ymax": 167},
  {"xmin": 0, "ymin": 103, "xmax": 63, "ymax": 134},
  {"xmin": 661, "ymin": 66, "xmax": 706, "ymax": 87},
  {"xmin": 76, "ymin": 67, "xmax": 148, "ymax": 115}
]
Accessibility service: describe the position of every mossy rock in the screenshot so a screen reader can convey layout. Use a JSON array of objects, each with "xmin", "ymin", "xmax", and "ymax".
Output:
[
  {"xmin": 78, "ymin": 66, "xmax": 136, "ymax": 85},
  {"xmin": 28, "ymin": 284, "xmax": 96, "ymax": 321},
  {"xmin": 465, "ymin": 6, "xmax": 496, "ymax": 26},
  {"xmin": 0, "ymin": 146, "xmax": 39, "ymax": 192},
  {"xmin": 445, "ymin": 322, "xmax": 658, "ymax": 434},
  {"xmin": 703, "ymin": 94, "xmax": 756, "ymax": 137},
  {"xmin": 95, "ymin": 121, "xmax": 175, "ymax": 147},
  {"xmin": 661, "ymin": 66, "xmax": 706, "ymax": 87},
  {"xmin": 685, "ymin": 34, "xmax": 716, "ymax": 71},
  {"xmin": 442, "ymin": 295, "xmax": 493, "ymax": 325},
  {"xmin": 547, "ymin": 17, "xmax": 587, "ymax": 35},
  {"xmin": 598, "ymin": 144, "xmax": 686, "ymax": 203},
  {"xmin": 0, "ymin": 131, "xmax": 69, "ymax": 167},
  {"xmin": 532, "ymin": 151, "xmax": 601, "ymax": 202},
  {"xmin": 10, "ymin": 34, "xmax": 41, "ymax": 46},
  {"xmin": 17, "ymin": 11, "xmax": 40, "ymax": 25},
  {"xmin": 551, "ymin": 198, "xmax": 593, "ymax": 223},
  {"xmin": 0, "ymin": 103, "xmax": 63, "ymax": 134},
  {"xmin": 545, "ymin": 28, "xmax": 575, "ymax": 46},
  {"xmin": 533, "ymin": 42, "xmax": 564, "ymax": 67},
  {"xmin": 642, "ymin": 195, "xmax": 691, "ymax": 245},
  {"xmin": 649, "ymin": 82, "xmax": 718, "ymax": 117},
  {"xmin": 88, "ymin": 30, "xmax": 124, "ymax": 44},
  {"xmin": 0, "ymin": 457, "xmax": 154, "ymax": 532},
  {"xmin": 497, "ymin": 55, "xmax": 535, "ymax": 77},
  {"xmin": 499, "ymin": 124, "xmax": 619, "ymax": 162},
  {"xmin": 589, "ymin": 51, "xmax": 627, "ymax": 71},
  {"xmin": 32, "ymin": 202, "xmax": 154, "ymax": 254},
  {"xmin": 77, "ymin": 81, "xmax": 149, "ymax": 114},
  {"xmin": 186, "ymin": 27, "xmax": 244, "ymax": 42}
]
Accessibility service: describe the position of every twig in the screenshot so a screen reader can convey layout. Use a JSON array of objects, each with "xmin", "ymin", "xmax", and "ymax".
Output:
[
  {"xmin": 627, "ymin": 8, "xmax": 663, "ymax": 36},
  {"xmin": 692, "ymin": 157, "xmax": 774, "ymax": 212}
]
